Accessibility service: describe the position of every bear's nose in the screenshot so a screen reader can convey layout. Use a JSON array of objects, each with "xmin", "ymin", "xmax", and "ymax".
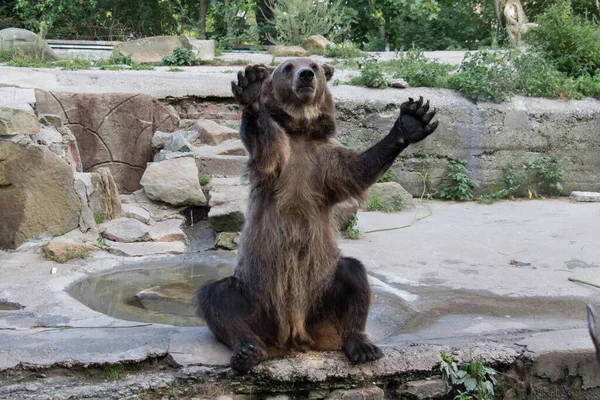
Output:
[{"xmin": 298, "ymin": 68, "xmax": 314, "ymax": 82}]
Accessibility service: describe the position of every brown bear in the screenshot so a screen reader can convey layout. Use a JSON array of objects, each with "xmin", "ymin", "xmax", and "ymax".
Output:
[{"xmin": 195, "ymin": 58, "xmax": 438, "ymax": 372}]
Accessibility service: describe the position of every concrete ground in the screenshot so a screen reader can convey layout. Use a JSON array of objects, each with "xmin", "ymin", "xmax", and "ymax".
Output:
[{"xmin": 1, "ymin": 200, "xmax": 599, "ymax": 397}]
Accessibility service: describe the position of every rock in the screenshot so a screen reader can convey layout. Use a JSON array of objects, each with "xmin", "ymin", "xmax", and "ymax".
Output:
[
  {"xmin": 154, "ymin": 150, "xmax": 194, "ymax": 162},
  {"xmin": 308, "ymin": 391, "xmax": 330, "ymax": 400},
  {"xmin": 0, "ymin": 106, "xmax": 40, "ymax": 136},
  {"xmin": 333, "ymin": 199, "xmax": 359, "ymax": 230},
  {"xmin": 14, "ymin": 233, "xmax": 54, "ymax": 253},
  {"xmin": 74, "ymin": 177, "xmax": 96, "ymax": 232},
  {"xmin": 140, "ymin": 157, "xmax": 207, "ymax": 206},
  {"xmin": 43, "ymin": 239, "xmax": 97, "ymax": 263},
  {"xmin": 193, "ymin": 119, "xmax": 239, "ymax": 146},
  {"xmin": 401, "ymin": 378, "xmax": 448, "ymax": 399},
  {"xmin": 135, "ymin": 282, "xmax": 196, "ymax": 316},
  {"xmin": 171, "ymin": 135, "xmax": 193, "ymax": 153},
  {"xmin": 179, "ymin": 35, "xmax": 215, "ymax": 61},
  {"xmin": 389, "ymin": 77, "xmax": 409, "ymax": 89},
  {"xmin": 208, "ymin": 200, "xmax": 246, "ymax": 232},
  {"xmin": 215, "ymin": 139, "xmax": 247, "ymax": 156},
  {"xmin": 367, "ymin": 182, "xmax": 414, "ymax": 211},
  {"xmin": 152, "ymin": 131, "xmax": 175, "ymax": 150},
  {"xmin": 208, "ymin": 185, "xmax": 250, "ymax": 207},
  {"xmin": 121, "ymin": 204, "xmax": 152, "ymax": 224},
  {"xmin": 0, "ymin": 28, "xmax": 57, "ymax": 61},
  {"xmin": 120, "ymin": 194, "xmax": 136, "ymax": 204},
  {"xmin": 269, "ymin": 45, "xmax": 307, "ymax": 56},
  {"xmin": 99, "ymin": 218, "xmax": 150, "ymax": 243},
  {"xmin": 571, "ymin": 191, "xmax": 600, "ymax": 202},
  {"xmin": 0, "ymin": 142, "xmax": 81, "ymax": 249},
  {"xmin": 132, "ymin": 189, "xmax": 187, "ymax": 222},
  {"xmin": 53, "ymin": 227, "xmax": 100, "ymax": 244},
  {"xmin": 35, "ymin": 90, "xmax": 179, "ymax": 193},
  {"xmin": 114, "ymin": 35, "xmax": 184, "ymax": 64},
  {"xmin": 326, "ymin": 387, "xmax": 384, "ymax": 400},
  {"xmin": 106, "ymin": 240, "xmax": 186, "ymax": 256},
  {"xmin": 38, "ymin": 114, "xmax": 63, "ymax": 129},
  {"xmin": 264, "ymin": 396, "xmax": 290, "ymax": 400},
  {"xmin": 214, "ymin": 232, "xmax": 239, "ymax": 250},
  {"xmin": 149, "ymin": 219, "xmax": 186, "ymax": 242},
  {"xmin": 195, "ymin": 154, "xmax": 248, "ymax": 176},
  {"xmin": 92, "ymin": 167, "xmax": 122, "ymax": 221},
  {"xmin": 303, "ymin": 35, "xmax": 334, "ymax": 53}
]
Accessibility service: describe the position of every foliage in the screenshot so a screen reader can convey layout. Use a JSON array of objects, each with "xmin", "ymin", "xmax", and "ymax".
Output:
[
  {"xmin": 440, "ymin": 352, "xmax": 498, "ymax": 400},
  {"xmin": 382, "ymin": 48, "xmax": 454, "ymax": 87},
  {"xmin": 162, "ymin": 47, "xmax": 194, "ymax": 66},
  {"xmin": 525, "ymin": 156, "xmax": 566, "ymax": 197},
  {"xmin": 55, "ymin": 58, "xmax": 93, "ymax": 70},
  {"xmin": 366, "ymin": 189, "xmax": 404, "ymax": 212},
  {"xmin": 576, "ymin": 72, "xmax": 600, "ymax": 98},
  {"xmin": 478, "ymin": 162, "xmax": 524, "ymax": 204},
  {"xmin": 93, "ymin": 212, "xmax": 104, "ymax": 225},
  {"xmin": 105, "ymin": 364, "xmax": 124, "ymax": 380},
  {"xmin": 199, "ymin": 174, "xmax": 212, "ymax": 185},
  {"xmin": 447, "ymin": 51, "xmax": 516, "ymax": 102},
  {"xmin": 350, "ymin": 55, "xmax": 388, "ymax": 88},
  {"xmin": 525, "ymin": 0, "xmax": 600, "ymax": 78},
  {"xmin": 326, "ymin": 42, "xmax": 363, "ymax": 58},
  {"xmin": 107, "ymin": 54, "xmax": 132, "ymax": 65},
  {"xmin": 42, "ymin": 246, "xmax": 91, "ymax": 263},
  {"xmin": 344, "ymin": 216, "xmax": 361, "ymax": 239},
  {"xmin": 168, "ymin": 67, "xmax": 184, "ymax": 72},
  {"xmin": 264, "ymin": 0, "xmax": 343, "ymax": 46},
  {"xmin": 440, "ymin": 159, "xmax": 479, "ymax": 201},
  {"xmin": 95, "ymin": 238, "xmax": 109, "ymax": 250},
  {"xmin": 379, "ymin": 169, "xmax": 396, "ymax": 183},
  {"xmin": 512, "ymin": 52, "xmax": 581, "ymax": 98}
]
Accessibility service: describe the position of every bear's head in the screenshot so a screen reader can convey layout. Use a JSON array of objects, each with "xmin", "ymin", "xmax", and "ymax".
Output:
[{"xmin": 263, "ymin": 58, "xmax": 334, "ymax": 114}]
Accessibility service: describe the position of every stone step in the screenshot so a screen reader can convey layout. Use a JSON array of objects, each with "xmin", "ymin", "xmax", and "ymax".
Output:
[
  {"xmin": 195, "ymin": 154, "xmax": 248, "ymax": 176},
  {"xmin": 106, "ymin": 240, "xmax": 186, "ymax": 256}
]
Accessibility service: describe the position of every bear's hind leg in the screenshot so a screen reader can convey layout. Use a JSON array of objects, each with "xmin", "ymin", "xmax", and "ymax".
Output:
[
  {"xmin": 310, "ymin": 257, "xmax": 383, "ymax": 362},
  {"xmin": 195, "ymin": 277, "xmax": 269, "ymax": 372}
]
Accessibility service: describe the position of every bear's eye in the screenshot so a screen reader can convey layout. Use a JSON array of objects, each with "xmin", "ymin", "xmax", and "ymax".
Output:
[
  {"xmin": 284, "ymin": 64, "xmax": 293, "ymax": 73},
  {"xmin": 310, "ymin": 63, "xmax": 318, "ymax": 71}
]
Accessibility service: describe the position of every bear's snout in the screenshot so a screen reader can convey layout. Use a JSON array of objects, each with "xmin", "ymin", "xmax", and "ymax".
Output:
[{"xmin": 298, "ymin": 68, "xmax": 315, "ymax": 84}]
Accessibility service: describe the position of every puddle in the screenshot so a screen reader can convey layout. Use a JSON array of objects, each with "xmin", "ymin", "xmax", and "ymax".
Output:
[{"xmin": 0, "ymin": 300, "xmax": 23, "ymax": 311}]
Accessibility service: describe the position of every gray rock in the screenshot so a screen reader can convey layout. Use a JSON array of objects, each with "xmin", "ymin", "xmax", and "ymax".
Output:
[
  {"xmin": 0, "ymin": 106, "xmax": 40, "ymax": 136},
  {"xmin": 208, "ymin": 200, "xmax": 246, "ymax": 232},
  {"xmin": 366, "ymin": 182, "xmax": 414, "ymax": 211},
  {"xmin": 149, "ymin": 219, "xmax": 186, "ymax": 242},
  {"xmin": 121, "ymin": 204, "xmax": 152, "ymax": 224},
  {"xmin": 171, "ymin": 134, "xmax": 193, "ymax": 153},
  {"xmin": 571, "ymin": 191, "xmax": 600, "ymax": 202},
  {"xmin": 326, "ymin": 387, "xmax": 384, "ymax": 400},
  {"xmin": 99, "ymin": 218, "xmax": 150, "ymax": 243},
  {"xmin": 308, "ymin": 391, "xmax": 330, "ymax": 400},
  {"xmin": 140, "ymin": 157, "xmax": 207, "ymax": 206},
  {"xmin": 215, "ymin": 139, "xmax": 247, "ymax": 156},
  {"xmin": 179, "ymin": 35, "xmax": 215, "ymax": 61},
  {"xmin": 401, "ymin": 378, "xmax": 448, "ymax": 399},
  {"xmin": 333, "ymin": 199, "xmax": 360, "ymax": 230},
  {"xmin": 106, "ymin": 240, "xmax": 186, "ymax": 256},
  {"xmin": 74, "ymin": 177, "xmax": 96, "ymax": 233},
  {"xmin": 154, "ymin": 149, "xmax": 194, "ymax": 162},
  {"xmin": 214, "ymin": 232, "xmax": 239, "ymax": 250},
  {"xmin": 193, "ymin": 119, "xmax": 239, "ymax": 146},
  {"xmin": 114, "ymin": 35, "xmax": 183, "ymax": 64},
  {"xmin": 135, "ymin": 282, "xmax": 196, "ymax": 316},
  {"xmin": 152, "ymin": 131, "xmax": 174, "ymax": 150},
  {"xmin": 14, "ymin": 233, "xmax": 54, "ymax": 253},
  {"xmin": 0, "ymin": 28, "xmax": 57, "ymax": 61},
  {"xmin": 208, "ymin": 184, "xmax": 250, "ymax": 207},
  {"xmin": 132, "ymin": 189, "xmax": 186, "ymax": 222},
  {"xmin": 387, "ymin": 77, "xmax": 409, "ymax": 89},
  {"xmin": 120, "ymin": 194, "xmax": 136, "ymax": 205},
  {"xmin": 38, "ymin": 114, "xmax": 63, "ymax": 128}
]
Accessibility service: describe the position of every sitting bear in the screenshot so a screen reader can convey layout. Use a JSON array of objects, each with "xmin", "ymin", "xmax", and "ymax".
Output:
[{"xmin": 196, "ymin": 59, "xmax": 439, "ymax": 372}]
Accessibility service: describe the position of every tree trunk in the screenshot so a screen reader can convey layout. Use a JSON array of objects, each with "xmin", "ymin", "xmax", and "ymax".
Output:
[
  {"xmin": 495, "ymin": 0, "xmax": 530, "ymax": 44},
  {"xmin": 199, "ymin": 0, "xmax": 207, "ymax": 39},
  {"xmin": 256, "ymin": 0, "xmax": 275, "ymax": 44},
  {"xmin": 224, "ymin": 0, "xmax": 233, "ymax": 42}
]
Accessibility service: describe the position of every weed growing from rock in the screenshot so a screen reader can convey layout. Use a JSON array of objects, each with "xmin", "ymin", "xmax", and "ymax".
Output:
[
  {"xmin": 440, "ymin": 158, "xmax": 479, "ymax": 201},
  {"xmin": 344, "ymin": 216, "xmax": 361, "ymax": 239},
  {"xmin": 366, "ymin": 190, "xmax": 404, "ymax": 212},
  {"xmin": 199, "ymin": 174, "xmax": 212, "ymax": 185},
  {"xmin": 440, "ymin": 351, "xmax": 497, "ymax": 400},
  {"xmin": 378, "ymin": 169, "xmax": 396, "ymax": 183},
  {"xmin": 42, "ymin": 246, "xmax": 91, "ymax": 264}
]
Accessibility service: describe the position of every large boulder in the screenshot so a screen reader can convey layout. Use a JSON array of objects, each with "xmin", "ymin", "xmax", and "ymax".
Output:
[
  {"xmin": 194, "ymin": 119, "xmax": 239, "ymax": 146},
  {"xmin": 303, "ymin": 35, "xmax": 334, "ymax": 53},
  {"xmin": 114, "ymin": 35, "xmax": 215, "ymax": 63},
  {"xmin": 366, "ymin": 182, "xmax": 414, "ymax": 211},
  {"xmin": 269, "ymin": 45, "xmax": 307, "ymax": 56},
  {"xmin": 35, "ymin": 90, "xmax": 179, "ymax": 193},
  {"xmin": 0, "ymin": 28, "xmax": 57, "ymax": 61},
  {"xmin": 140, "ymin": 157, "xmax": 207, "ymax": 206},
  {"xmin": 0, "ymin": 142, "xmax": 81, "ymax": 249},
  {"xmin": 179, "ymin": 35, "xmax": 215, "ymax": 61},
  {"xmin": 0, "ymin": 106, "xmax": 40, "ymax": 136}
]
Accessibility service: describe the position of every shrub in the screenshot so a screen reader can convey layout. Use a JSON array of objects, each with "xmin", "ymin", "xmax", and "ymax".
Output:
[
  {"xmin": 325, "ymin": 42, "xmax": 362, "ymax": 59},
  {"xmin": 576, "ymin": 72, "xmax": 600, "ymax": 98},
  {"xmin": 447, "ymin": 51, "xmax": 516, "ymax": 102},
  {"xmin": 199, "ymin": 174, "xmax": 212, "ymax": 185},
  {"xmin": 350, "ymin": 56, "xmax": 388, "ymax": 89},
  {"xmin": 525, "ymin": 156, "xmax": 566, "ymax": 197},
  {"xmin": 440, "ymin": 158, "xmax": 479, "ymax": 201},
  {"xmin": 513, "ymin": 52, "xmax": 581, "ymax": 99},
  {"xmin": 107, "ymin": 54, "xmax": 132, "ymax": 65},
  {"xmin": 378, "ymin": 169, "xmax": 396, "ymax": 183},
  {"xmin": 382, "ymin": 48, "xmax": 454, "ymax": 87},
  {"xmin": 525, "ymin": 0, "xmax": 600, "ymax": 78},
  {"xmin": 344, "ymin": 216, "xmax": 361, "ymax": 239},
  {"xmin": 162, "ymin": 47, "xmax": 194, "ymax": 66}
]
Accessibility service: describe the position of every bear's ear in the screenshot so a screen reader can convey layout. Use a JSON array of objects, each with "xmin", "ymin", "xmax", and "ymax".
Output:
[{"xmin": 322, "ymin": 64, "xmax": 335, "ymax": 81}]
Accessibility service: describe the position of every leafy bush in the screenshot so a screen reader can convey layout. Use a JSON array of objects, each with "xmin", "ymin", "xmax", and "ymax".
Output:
[
  {"xmin": 525, "ymin": 156, "xmax": 566, "ymax": 197},
  {"xmin": 350, "ymin": 56, "xmax": 388, "ymax": 89},
  {"xmin": 107, "ymin": 53, "xmax": 132, "ymax": 65},
  {"xmin": 440, "ymin": 352, "xmax": 497, "ymax": 400},
  {"xmin": 325, "ymin": 42, "xmax": 362, "ymax": 59},
  {"xmin": 447, "ymin": 51, "xmax": 516, "ymax": 102},
  {"xmin": 162, "ymin": 47, "xmax": 194, "ymax": 66},
  {"xmin": 344, "ymin": 216, "xmax": 361, "ymax": 239},
  {"xmin": 576, "ymin": 72, "xmax": 600, "ymax": 98},
  {"xmin": 378, "ymin": 169, "xmax": 396, "ymax": 183},
  {"xmin": 199, "ymin": 174, "xmax": 212, "ymax": 185},
  {"xmin": 525, "ymin": 0, "xmax": 600, "ymax": 78},
  {"xmin": 382, "ymin": 48, "xmax": 454, "ymax": 87},
  {"xmin": 440, "ymin": 158, "xmax": 479, "ymax": 201},
  {"xmin": 512, "ymin": 52, "xmax": 581, "ymax": 99},
  {"xmin": 265, "ymin": 0, "xmax": 343, "ymax": 46},
  {"xmin": 478, "ymin": 162, "xmax": 524, "ymax": 204}
]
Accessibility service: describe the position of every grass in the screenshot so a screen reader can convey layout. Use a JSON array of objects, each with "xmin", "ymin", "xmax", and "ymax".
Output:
[
  {"xmin": 168, "ymin": 67, "xmax": 184, "ymax": 72},
  {"xmin": 325, "ymin": 42, "xmax": 363, "ymax": 59},
  {"xmin": 366, "ymin": 190, "xmax": 404, "ymax": 212},
  {"xmin": 199, "ymin": 174, "xmax": 212, "ymax": 185},
  {"xmin": 93, "ymin": 212, "xmax": 104, "ymax": 225},
  {"xmin": 105, "ymin": 364, "xmax": 124, "ymax": 381},
  {"xmin": 42, "ymin": 246, "xmax": 92, "ymax": 264},
  {"xmin": 382, "ymin": 48, "xmax": 454, "ymax": 87}
]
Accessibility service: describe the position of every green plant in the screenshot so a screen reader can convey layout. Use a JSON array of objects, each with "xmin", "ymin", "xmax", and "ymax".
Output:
[
  {"xmin": 576, "ymin": 72, "xmax": 600, "ymax": 99},
  {"xmin": 107, "ymin": 53, "xmax": 132, "ymax": 65},
  {"xmin": 378, "ymin": 169, "xmax": 396, "ymax": 183},
  {"xmin": 525, "ymin": 156, "xmax": 566, "ymax": 197},
  {"xmin": 168, "ymin": 67, "xmax": 184, "ymax": 72},
  {"xmin": 199, "ymin": 174, "xmax": 212, "ymax": 185},
  {"xmin": 350, "ymin": 55, "xmax": 388, "ymax": 89},
  {"xmin": 93, "ymin": 211, "xmax": 104, "ymax": 225},
  {"xmin": 440, "ymin": 352, "xmax": 498, "ymax": 400},
  {"xmin": 478, "ymin": 162, "xmax": 524, "ymax": 204},
  {"xmin": 382, "ymin": 48, "xmax": 454, "ymax": 87},
  {"xmin": 366, "ymin": 190, "xmax": 404, "ymax": 212},
  {"xmin": 344, "ymin": 216, "xmax": 361, "ymax": 239},
  {"xmin": 105, "ymin": 364, "xmax": 124, "ymax": 380},
  {"xmin": 130, "ymin": 63, "xmax": 155, "ymax": 71},
  {"xmin": 42, "ymin": 246, "xmax": 91, "ymax": 263},
  {"xmin": 512, "ymin": 52, "xmax": 581, "ymax": 99},
  {"xmin": 162, "ymin": 47, "xmax": 194, "ymax": 66},
  {"xmin": 325, "ymin": 42, "xmax": 362, "ymax": 59},
  {"xmin": 440, "ymin": 158, "xmax": 479, "ymax": 201},
  {"xmin": 447, "ymin": 51, "xmax": 516, "ymax": 103},
  {"xmin": 525, "ymin": 0, "xmax": 600, "ymax": 78},
  {"xmin": 55, "ymin": 58, "xmax": 93, "ymax": 70},
  {"xmin": 95, "ymin": 238, "xmax": 109, "ymax": 250}
]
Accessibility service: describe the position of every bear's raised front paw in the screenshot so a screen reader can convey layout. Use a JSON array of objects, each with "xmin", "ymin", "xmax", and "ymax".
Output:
[
  {"xmin": 231, "ymin": 64, "xmax": 269, "ymax": 107},
  {"xmin": 230, "ymin": 341, "xmax": 266, "ymax": 373},
  {"xmin": 342, "ymin": 334, "xmax": 383, "ymax": 363},
  {"xmin": 393, "ymin": 96, "xmax": 439, "ymax": 145}
]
